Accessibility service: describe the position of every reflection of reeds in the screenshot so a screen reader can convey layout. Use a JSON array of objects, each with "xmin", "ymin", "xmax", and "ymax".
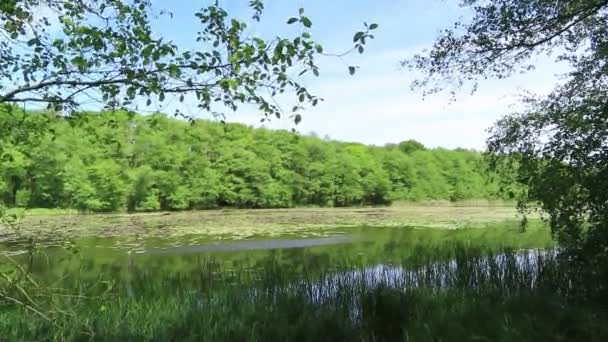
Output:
[{"xmin": 2, "ymin": 245, "xmax": 606, "ymax": 341}]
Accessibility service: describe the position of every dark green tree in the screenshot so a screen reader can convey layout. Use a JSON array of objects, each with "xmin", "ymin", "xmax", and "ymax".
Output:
[
  {"xmin": 406, "ymin": 0, "xmax": 608, "ymax": 268},
  {"xmin": 397, "ymin": 140, "xmax": 426, "ymax": 154}
]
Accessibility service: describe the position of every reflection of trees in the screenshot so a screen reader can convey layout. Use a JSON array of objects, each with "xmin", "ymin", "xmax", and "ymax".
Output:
[{"xmin": 14, "ymin": 224, "xmax": 552, "ymax": 295}]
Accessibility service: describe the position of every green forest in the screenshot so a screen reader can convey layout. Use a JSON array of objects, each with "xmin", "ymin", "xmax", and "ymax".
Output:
[{"xmin": 0, "ymin": 109, "xmax": 505, "ymax": 212}]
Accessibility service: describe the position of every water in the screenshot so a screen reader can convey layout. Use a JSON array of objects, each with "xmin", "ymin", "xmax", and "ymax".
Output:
[
  {"xmin": 145, "ymin": 235, "xmax": 354, "ymax": 254},
  {"xmin": 0, "ymin": 222, "xmax": 553, "ymax": 293}
]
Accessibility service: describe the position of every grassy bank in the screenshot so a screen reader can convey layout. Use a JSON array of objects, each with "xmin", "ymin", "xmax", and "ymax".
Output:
[{"xmin": 1, "ymin": 246, "xmax": 605, "ymax": 341}]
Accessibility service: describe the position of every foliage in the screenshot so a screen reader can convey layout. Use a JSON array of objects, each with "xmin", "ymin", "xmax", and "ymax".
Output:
[
  {"xmin": 1, "ymin": 246, "xmax": 606, "ymax": 341},
  {"xmin": 0, "ymin": 0, "xmax": 376, "ymax": 122},
  {"xmin": 0, "ymin": 110, "xmax": 507, "ymax": 212},
  {"xmin": 405, "ymin": 0, "xmax": 608, "ymax": 260}
]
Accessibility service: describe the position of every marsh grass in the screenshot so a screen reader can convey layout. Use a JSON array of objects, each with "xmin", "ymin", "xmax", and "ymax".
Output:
[{"xmin": 2, "ymin": 244, "xmax": 606, "ymax": 341}]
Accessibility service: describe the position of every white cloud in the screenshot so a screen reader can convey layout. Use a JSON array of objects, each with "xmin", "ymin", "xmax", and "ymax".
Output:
[{"xmin": 223, "ymin": 48, "xmax": 569, "ymax": 150}]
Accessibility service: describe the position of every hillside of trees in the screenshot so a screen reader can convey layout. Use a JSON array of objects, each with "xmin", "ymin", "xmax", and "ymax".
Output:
[{"xmin": 0, "ymin": 109, "xmax": 508, "ymax": 212}]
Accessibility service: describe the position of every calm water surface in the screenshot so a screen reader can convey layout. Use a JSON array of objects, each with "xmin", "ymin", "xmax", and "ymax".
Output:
[{"xmin": 0, "ymin": 223, "xmax": 552, "ymax": 292}]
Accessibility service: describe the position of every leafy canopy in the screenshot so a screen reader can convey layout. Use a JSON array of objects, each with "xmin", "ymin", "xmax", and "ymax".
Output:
[
  {"xmin": 406, "ymin": 0, "xmax": 608, "ymax": 256},
  {"xmin": 0, "ymin": 110, "xmax": 503, "ymax": 212},
  {"xmin": 0, "ymin": 0, "xmax": 377, "ymax": 122}
]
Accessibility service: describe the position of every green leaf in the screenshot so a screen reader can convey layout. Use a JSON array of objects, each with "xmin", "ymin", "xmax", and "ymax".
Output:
[
  {"xmin": 348, "ymin": 66, "xmax": 356, "ymax": 75},
  {"xmin": 302, "ymin": 17, "xmax": 312, "ymax": 28},
  {"xmin": 353, "ymin": 32, "xmax": 364, "ymax": 42},
  {"xmin": 294, "ymin": 114, "xmax": 302, "ymax": 124},
  {"xmin": 71, "ymin": 56, "xmax": 88, "ymax": 71},
  {"xmin": 287, "ymin": 17, "xmax": 298, "ymax": 24},
  {"xmin": 369, "ymin": 23, "xmax": 379, "ymax": 30}
]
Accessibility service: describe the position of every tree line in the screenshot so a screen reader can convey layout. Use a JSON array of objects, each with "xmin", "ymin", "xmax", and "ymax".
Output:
[{"xmin": 0, "ymin": 109, "xmax": 507, "ymax": 212}]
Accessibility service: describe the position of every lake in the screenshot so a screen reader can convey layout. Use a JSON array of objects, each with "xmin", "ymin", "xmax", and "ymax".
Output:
[
  {"xmin": 1, "ymin": 207, "xmax": 553, "ymax": 294},
  {"xmin": 6, "ymin": 207, "xmax": 594, "ymax": 342}
]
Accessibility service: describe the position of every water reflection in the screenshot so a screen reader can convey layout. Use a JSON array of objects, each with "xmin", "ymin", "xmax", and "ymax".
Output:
[
  {"xmin": 236, "ymin": 249, "xmax": 562, "ymax": 321},
  {"xmin": 1, "ymin": 224, "xmax": 554, "ymax": 294},
  {"xmin": 145, "ymin": 235, "xmax": 353, "ymax": 255}
]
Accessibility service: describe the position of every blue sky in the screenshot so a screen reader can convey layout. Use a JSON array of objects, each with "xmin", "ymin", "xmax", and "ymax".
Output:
[{"xmin": 150, "ymin": 0, "xmax": 565, "ymax": 150}]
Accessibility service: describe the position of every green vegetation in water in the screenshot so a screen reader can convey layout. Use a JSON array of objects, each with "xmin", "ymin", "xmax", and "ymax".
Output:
[
  {"xmin": 1, "ymin": 243, "xmax": 605, "ymax": 341},
  {"xmin": 1, "ymin": 219, "xmax": 578, "ymax": 341},
  {"xmin": 2, "ymin": 205, "xmax": 529, "ymax": 244},
  {"xmin": 1, "ymin": 218, "xmax": 554, "ymax": 281},
  {"xmin": 0, "ymin": 110, "xmax": 516, "ymax": 213}
]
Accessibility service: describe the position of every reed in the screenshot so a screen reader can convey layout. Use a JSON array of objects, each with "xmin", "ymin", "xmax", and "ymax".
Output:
[{"xmin": 2, "ymin": 245, "xmax": 606, "ymax": 341}]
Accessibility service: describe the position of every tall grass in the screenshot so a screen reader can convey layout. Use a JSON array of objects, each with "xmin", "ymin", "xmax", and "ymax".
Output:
[{"xmin": 2, "ymin": 245, "xmax": 606, "ymax": 341}]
